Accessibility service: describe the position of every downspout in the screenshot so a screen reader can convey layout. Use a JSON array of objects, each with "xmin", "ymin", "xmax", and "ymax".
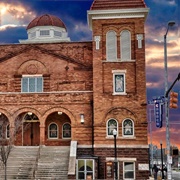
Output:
[{"xmin": 91, "ymin": 100, "xmax": 94, "ymax": 155}]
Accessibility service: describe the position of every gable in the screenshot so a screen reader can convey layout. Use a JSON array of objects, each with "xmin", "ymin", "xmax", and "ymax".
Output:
[{"xmin": 0, "ymin": 43, "xmax": 93, "ymax": 70}]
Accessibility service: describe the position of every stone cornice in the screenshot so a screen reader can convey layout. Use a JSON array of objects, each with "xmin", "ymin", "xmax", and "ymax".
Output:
[
  {"xmin": 78, "ymin": 144, "xmax": 149, "ymax": 148},
  {"xmin": 88, "ymin": 8, "xmax": 149, "ymax": 30}
]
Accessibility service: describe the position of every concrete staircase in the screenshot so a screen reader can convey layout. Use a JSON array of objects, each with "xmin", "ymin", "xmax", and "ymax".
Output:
[
  {"xmin": 35, "ymin": 146, "xmax": 70, "ymax": 180},
  {"xmin": 0, "ymin": 146, "xmax": 39, "ymax": 180},
  {"xmin": 0, "ymin": 146, "xmax": 70, "ymax": 180}
]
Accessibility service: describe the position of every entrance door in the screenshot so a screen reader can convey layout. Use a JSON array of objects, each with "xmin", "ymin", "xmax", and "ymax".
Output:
[
  {"xmin": 105, "ymin": 161, "xmax": 114, "ymax": 179},
  {"xmin": 77, "ymin": 159, "xmax": 94, "ymax": 179},
  {"xmin": 23, "ymin": 122, "xmax": 40, "ymax": 146},
  {"xmin": 31, "ymin": 122, "xmax": 40, "ymax": 146},
  {"xmin": 22, "ymin": 113, "xmax": 40, "ymax": 146}
]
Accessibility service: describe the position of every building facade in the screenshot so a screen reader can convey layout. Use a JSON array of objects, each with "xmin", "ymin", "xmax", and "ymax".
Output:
[{"xmin": 0, "ymin": 0, "xmax": 150, "ymax": 179}]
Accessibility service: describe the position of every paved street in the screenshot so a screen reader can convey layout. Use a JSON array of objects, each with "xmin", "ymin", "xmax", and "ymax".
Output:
[
  {"xmin": 172, "ymin": 170, "xmax": 180, "ymax": 180},
  {"xmin": 150, "ymin": 170, "xmax": 180, "ymax": 180}
]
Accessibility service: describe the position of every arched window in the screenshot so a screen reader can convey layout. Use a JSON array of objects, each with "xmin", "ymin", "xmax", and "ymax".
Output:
[
  {"xmin": 49, "ymin": 123, "xmax": 58, "ymax": 139},
  {"xmin": 107, "ymin": 119, "xmax": 118, "ymax": 136},
  {"xmin": 6, "ymin": 124, "xmax": 10, "ymax": 139},
  {"xmin": 120, "ymin": 30, "xmax": 131, "ymax": 60},
  {"xmin": 62, "ymin": 123, "xmax": 71, "ymax": 138},
  {"xmin": 106, "ymin": 30, "xmax": 117, "ymax": 61},
  {"xmin": 122, "ymin": 119, "xmax": 134, "ymax": 136}
]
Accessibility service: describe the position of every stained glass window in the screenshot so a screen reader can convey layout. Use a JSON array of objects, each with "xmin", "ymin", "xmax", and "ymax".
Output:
[
  {"xmin": 115, "ymin": 74, "xmax": 124, "ymax": 92},
  {"xmin": 62, "ymin": 123, "xmax": 71, "ymax": 138},
  {"xmin": 49, "ymin": 123, "xmax": 58, "ymax": 138},
  {"xmin": 123, "ymin": 119, "xmax": 133, "ymax": 136},
  {"xmin": 107, "ymin": 119, "xmax": 118, "ymax": 136}
]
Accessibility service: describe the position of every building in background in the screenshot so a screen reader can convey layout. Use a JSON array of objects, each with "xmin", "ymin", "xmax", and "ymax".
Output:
[{"xmin": 0, "ymin": 0, "xmax": 149, "ymax": 179}]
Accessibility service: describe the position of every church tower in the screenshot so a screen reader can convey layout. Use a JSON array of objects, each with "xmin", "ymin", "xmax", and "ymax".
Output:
[{"xmin": 88, "ymin": 0, "xmax": 149, "ymax": 179}]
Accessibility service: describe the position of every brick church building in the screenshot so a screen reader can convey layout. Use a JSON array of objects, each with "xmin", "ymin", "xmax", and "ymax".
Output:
[{"xmin": 0, "ymin": 0, "xmax": 150, "ymax": 179}]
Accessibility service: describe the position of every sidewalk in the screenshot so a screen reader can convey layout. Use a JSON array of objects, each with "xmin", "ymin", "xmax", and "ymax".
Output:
[{"xmin": 149, "ymin": 176, "xmax": 164, "ymax": 180}]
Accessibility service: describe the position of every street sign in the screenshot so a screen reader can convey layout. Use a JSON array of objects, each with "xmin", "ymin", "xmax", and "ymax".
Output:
[
  {"xmin": 148, "ymin": 96, "xmax": 164, "ymax": 128},
  {"xmin": 154, "ymin": 101, "xmax": 163, "ymax": 128},
  {"xmin": 168, "ymin": 155, "xmax": 172, "ymax": 164}
]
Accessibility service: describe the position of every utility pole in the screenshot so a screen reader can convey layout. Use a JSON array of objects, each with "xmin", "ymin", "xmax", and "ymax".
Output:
[{"xmin": 164, "ymin": 21, "xmax": 176, "ymax": 180}]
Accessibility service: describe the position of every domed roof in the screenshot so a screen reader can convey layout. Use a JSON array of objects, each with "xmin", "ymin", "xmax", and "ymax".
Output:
[{"xmin": 27, "ymin": 14, "xmax": 66, "ymax": 30}]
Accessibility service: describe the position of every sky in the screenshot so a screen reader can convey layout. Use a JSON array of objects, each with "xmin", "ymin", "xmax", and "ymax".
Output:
[{"xmin": 0, "ymin": 0, "xmax": 180, "ymax": 149}]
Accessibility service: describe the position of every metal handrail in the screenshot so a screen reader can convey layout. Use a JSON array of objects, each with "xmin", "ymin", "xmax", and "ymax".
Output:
[{"xmin": 32, "ymin": 146, "xmax": 41, "ymax": 179}]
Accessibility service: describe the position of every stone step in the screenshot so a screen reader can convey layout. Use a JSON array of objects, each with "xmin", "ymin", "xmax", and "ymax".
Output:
[
  {"xmin": 0, "ymin": 146, "xmax": 70, "ymax": 179},
  {"xmin": 35, "ymin": 146, "xmax": 69, "ymax": 179}
]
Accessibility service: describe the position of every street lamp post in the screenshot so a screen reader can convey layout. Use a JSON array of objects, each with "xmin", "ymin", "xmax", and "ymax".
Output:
[
  {"xmin": 149, "ymin": 109, "xmax": 154, "ymax": 172},
  {"xmin": 160, "ymin": 141, "xmax": 164, "ymax": 179},
  {"xmin": 164, "ymin": 21, "xmax": 175, "ymax": 180},
  {"xmin": 113, "ymin": 129, "xmax": 118, "ymax": 180}
]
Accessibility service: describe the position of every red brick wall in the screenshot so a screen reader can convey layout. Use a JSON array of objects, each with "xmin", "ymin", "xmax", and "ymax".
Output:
[
  {"xmin": 0, "ymin": 42, "xmax": 94, "ymax": 146},
  {"xmin": 77, "ymin": 147, "xmax": 149, "ymax": 179},
  {"xmin": 91, "ymin": 17, "xmax": 147, "ymax": 146}
]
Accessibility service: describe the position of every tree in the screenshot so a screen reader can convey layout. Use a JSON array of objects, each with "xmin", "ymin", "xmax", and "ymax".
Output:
[
  {"xmin": 0, "ymin": 114, "xmax": 12, "ymax": 180},
  {"xmin": 0, "ymin": 114, "xmax": 30, "ymax": 180}
]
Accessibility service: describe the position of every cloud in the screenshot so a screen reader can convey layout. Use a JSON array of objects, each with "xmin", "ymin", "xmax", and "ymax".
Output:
[
  {"xmin": 0, "ymin": 2, "xmax": 37, "ymax": 27},
  {"xmin": 70, "ymin": 20, "xmax": 92, "ymax": 41}
]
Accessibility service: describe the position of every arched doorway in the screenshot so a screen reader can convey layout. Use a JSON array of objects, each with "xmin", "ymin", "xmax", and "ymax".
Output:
[
  {"xmin": 45, "ymin": 111, "xmax": 71, "ymax": 146},
  {"xmin": 0, "ymin": 113, "xmax": 10, "ymax": 145},
  {"xmin": 23, "ymin": 112, "xmax": 40, "ymax": 146},
  {"xmin": 14, "ymin": 112, "xmax": 40, "ymax": 146}
]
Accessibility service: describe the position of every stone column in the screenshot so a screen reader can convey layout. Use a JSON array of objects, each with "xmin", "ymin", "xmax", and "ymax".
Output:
[{"xmin": 39, "ymin": 124, "xmax": 45, "ymax": 145}]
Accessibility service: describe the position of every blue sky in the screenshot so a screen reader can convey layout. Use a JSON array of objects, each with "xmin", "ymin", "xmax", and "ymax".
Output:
[{"xmin": 0, "ymin": 0, "xmax": 180, "ymax": 148}]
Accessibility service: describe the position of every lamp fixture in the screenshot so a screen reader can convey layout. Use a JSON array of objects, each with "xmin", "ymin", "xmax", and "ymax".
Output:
[
  {"xmin": 28, "ymin": 112, "xmax": 33, "ymax": 116},
  {"xmin": 58, "ymin": 111, "xmax": 63, "ymax": 115},
  {"xmin": 113, "ymin": 129, "xmax": 117, "ymax": 136},
  {"xmin": 80, "ymin": 114, "xmax": 84, "ymax": 124},
  {"xmin": 168, "ymin": 21, "xmax": 175, "ymax": 27}
]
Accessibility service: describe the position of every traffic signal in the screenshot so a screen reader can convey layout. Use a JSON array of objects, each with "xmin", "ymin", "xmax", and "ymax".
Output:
[
  {"xmin": 172, "ymin": 149, "xmax": 179, "ymax": 156},
  {"xmin": 169, "ymin": 91, "xmax": 178, "ymax": 109}
]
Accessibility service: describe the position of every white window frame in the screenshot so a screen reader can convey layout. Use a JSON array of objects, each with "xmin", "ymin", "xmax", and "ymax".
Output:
[
  {"xmin": 122, "ymin": 119, "xmax": 134, "ymax": 137},
  {"xmin": 106, "ymin": 30, "xmax": 117, "ymax": 61},
  {"xmin": 106, "ymin": 118, "xmax": 118, "ymax": 137},
  {"xmin": 76, "ymin": 159, "xmax": 95, "ymax": 179},
  {"xmin": 120, "ymin": 30, "xmax": 131, "ymax": 61},
  {"xmin": 30, "ymin": 31, "xmax": 36, "ymax": 39},
  {"xmin": 21, "ymin": 75, "xmax": 43, "ymax": 93},
  {"xmin": 40, "ymin": 30, "xmax": 50, "ymax": 36},
  {"xmin": 62, "ymin": 123, "xmax": 71, "ymax": 139},
  {"xmin": 48, "ymin": 123, "xmax": 58, "ymax": 139},
  {"xmin": 54, "ymin": 30, "xmax": 62, "ymax": 37},
  {"xmin": 123, "ymin": 161, "xmax": 135, "ymax": 180},
  {"xmin": 112, "ymin": 70, "xmax": 127, "ymax": 95}
]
